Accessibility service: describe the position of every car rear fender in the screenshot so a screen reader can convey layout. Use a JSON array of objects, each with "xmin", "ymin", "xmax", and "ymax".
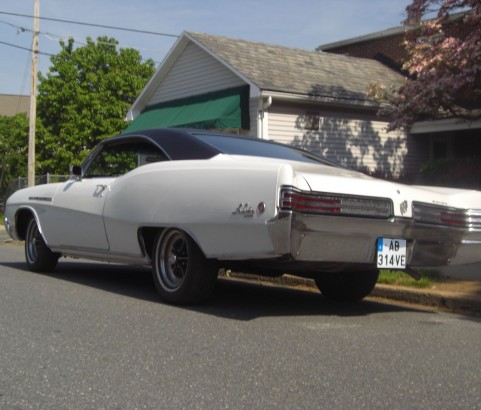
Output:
[{"xmin": 138, "ymin": 227, "xmax": 163, "ymax": 260}]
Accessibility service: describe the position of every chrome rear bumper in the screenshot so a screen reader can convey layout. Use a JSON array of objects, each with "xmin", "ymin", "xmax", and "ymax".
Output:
[{"xmin": 274, "ymin": 212, "xmax": 481, "ymax": 267}]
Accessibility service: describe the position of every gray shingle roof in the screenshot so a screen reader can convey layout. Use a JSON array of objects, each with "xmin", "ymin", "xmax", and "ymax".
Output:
[
  {"xmin": 188, "ymin": 32, "xmax": 404, "ymax": 103},
  {"xmin": 0, "ymin": 94, "xmax": 29, "ymax": 116}
]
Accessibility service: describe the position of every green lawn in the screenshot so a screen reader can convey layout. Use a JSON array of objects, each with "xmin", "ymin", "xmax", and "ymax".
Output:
[{"xmin": 378, "ymin": 269, "xmax": 443, "ymax": 288}]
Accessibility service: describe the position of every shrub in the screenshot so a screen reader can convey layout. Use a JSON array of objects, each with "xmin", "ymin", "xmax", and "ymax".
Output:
[{"xmin": 418, "ymin": 157, "xmax": 481, "ymax": 190}]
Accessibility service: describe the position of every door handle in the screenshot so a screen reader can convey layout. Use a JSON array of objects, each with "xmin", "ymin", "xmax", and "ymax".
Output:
[{"xmin": 96, "ymin": 184, "xmax": 108, "ymax": 197}]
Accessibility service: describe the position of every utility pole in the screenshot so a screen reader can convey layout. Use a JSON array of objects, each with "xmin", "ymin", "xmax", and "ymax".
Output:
[{"xmin": 28, "ymin": 0, "xmax": 39, "ymax": 187}]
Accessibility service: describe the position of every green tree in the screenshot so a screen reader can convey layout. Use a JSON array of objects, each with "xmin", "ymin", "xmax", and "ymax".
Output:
[
  {"xmin": 0, "ymin": 114, "xmax": 28, "ymax": 199},
  {"xmin": 369, "ymin": 0, "xmax": 481, "ymax": 130},
  {"xmin": 37, "ymin": 36, "xmax": 155, "ymax": 173}
]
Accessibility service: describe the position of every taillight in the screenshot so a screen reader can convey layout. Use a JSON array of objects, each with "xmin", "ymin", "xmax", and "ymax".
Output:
[
  {"xmin": 280, "ymin": 187, "xmax": 393, "ymax": 218},
  {"xmin": 414, "ymin": 202, "xmax": 481, "ymax": 230},
  {"xmin": 281, "ymin": 192, "xmax": 341, "ymax": 214},
  {"xmin": 441, "ymin": 210, "xmax": 471, "ymax": 227}
]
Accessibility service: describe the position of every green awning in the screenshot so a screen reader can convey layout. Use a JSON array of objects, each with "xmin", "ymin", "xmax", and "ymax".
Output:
[{"xmin": 125, "ymin": 86, "xmax": 250, "ymax": 132}]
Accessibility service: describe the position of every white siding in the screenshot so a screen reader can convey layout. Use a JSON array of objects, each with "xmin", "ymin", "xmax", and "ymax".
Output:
[
  {"xmin": 267, "ymin": 104, "xmax": 422, "ymax": 178},
  {"xmin": 148, "ymin": 43, "xmax": 246, "ymax": 106}
]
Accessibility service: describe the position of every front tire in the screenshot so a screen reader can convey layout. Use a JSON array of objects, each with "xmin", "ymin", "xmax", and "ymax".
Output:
[
  {"xmin": 152, "ymin": 229, "xmax": 218, "ymax": 305},
  {"xmin": 25, "ymin": 217, "xmax": 59, "ymax": 272},
  {"xmin": 315, "ymin": 269, "xmax": 379, "ymax": 302}
]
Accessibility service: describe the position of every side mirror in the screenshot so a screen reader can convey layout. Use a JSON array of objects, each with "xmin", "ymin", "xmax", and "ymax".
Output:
[{"xmin": 70, "ymin": 165, "xmax": 82, "ymax": 179}]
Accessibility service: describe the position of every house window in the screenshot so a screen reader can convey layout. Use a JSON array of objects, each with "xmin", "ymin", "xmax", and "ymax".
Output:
[
  {"xmin": 304, "ymin": 112, "xmax": 320, "ymax": 131},
  {"xmin": 430, "ymin": 135, "xmax": 451, "ymax": 160}
]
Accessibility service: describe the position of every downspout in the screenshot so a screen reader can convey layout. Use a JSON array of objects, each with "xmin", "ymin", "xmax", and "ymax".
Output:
[{"xmin": 258, "ymin": 95, "xmax": 272, "ymax": 139}]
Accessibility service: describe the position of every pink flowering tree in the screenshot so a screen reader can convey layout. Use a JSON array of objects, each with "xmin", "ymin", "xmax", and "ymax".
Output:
[{"xmin": 370, "ymin": 0, "xmax": 481, "ymax": 130}]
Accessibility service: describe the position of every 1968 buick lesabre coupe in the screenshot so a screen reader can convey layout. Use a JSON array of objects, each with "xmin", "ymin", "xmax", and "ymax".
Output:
[{"xmin": 4, "ymin": 128, "xmax": 481, "ymax": 304}]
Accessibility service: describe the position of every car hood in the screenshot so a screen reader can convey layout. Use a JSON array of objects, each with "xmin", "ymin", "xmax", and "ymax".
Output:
[{"xmin": 6, "ymin": 182, "xmax": 63, "ymax": 205}]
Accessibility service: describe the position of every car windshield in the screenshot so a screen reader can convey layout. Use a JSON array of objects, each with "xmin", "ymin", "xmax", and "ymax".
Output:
[{"xmin": 193, "ymin": 133, "xmax": 339, "ymax": 167}]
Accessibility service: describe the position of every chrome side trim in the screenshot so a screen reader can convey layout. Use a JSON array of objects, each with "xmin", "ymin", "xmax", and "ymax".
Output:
[
  {"xmin": 28, "ymin": 196, "xmax": 52, "ymax": 202},
  {"xmin": 49, "ymin": 245, "xmax": 150, "ymax": 265}
]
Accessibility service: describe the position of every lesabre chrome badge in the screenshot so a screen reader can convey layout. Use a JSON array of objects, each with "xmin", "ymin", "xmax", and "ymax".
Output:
[
  {"xmin": 233, "ymin": 203, "xmax": 255, "ymax": 217},
  {"xmin": 400, "ymin": 200, "xmax": 408, "ymax": 216}
]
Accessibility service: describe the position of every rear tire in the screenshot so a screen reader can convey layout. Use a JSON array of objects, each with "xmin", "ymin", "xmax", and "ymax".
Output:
[
  {"xmin": 152, "ymin": 229, "xmax": 217, "ymax": 305},
  {"xmin": 315, "ymin": 269, "xmax": 379, "ymax": 302},
  {"xmin": 25, "ymin": 217, "xmax": 59, "ymax": 272}
]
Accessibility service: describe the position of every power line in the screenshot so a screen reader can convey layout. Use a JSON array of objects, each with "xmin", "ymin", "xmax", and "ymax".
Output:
[
  {"xmin": 0, "ymin": 11, "xmax": 179, "ymax": 38},
  {"xmin": 0, "ymin": 38, "xmax": 161, "ymax": 65},
  {"xmin": 0, "ymin": 40, "xmax": 55, "ymax": 56},
  {"xmin": 0, "ymin": 19, "xmax": 163, "ymax": 64}
]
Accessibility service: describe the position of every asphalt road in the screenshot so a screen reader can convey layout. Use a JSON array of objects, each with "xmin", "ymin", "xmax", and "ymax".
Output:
[{"xmin": 1, "ymin": 244, "xmax": 481, "ymax": 409}]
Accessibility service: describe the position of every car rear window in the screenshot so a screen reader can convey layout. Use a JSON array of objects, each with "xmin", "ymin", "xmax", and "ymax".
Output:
[{"xmin": 193, "ymin": 133, "xmax": 337, "ymax": 166}]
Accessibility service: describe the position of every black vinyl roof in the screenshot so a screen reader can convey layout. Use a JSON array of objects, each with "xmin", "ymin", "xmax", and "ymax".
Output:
[{"xmin": 104, "ymin": 128, "xmax": 338, "ymax": 166}]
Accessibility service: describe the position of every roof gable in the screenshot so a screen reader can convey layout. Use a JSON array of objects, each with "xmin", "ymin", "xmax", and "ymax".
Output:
[
  {"xmin": 187, "ymin": 32, "xmax": 403, "ymax": 102},
  {"xmin": 128, "ymin": 32, "xmax": 405, "ymax": 118}
]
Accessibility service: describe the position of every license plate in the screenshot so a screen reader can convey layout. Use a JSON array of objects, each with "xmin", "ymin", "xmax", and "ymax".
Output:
[{"xmin": 377, "ymin": 238, "xmax": 406, "ymax": 269}]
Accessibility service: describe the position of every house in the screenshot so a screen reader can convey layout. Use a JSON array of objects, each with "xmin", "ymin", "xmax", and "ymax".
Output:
[
  {"xmin": 317, "ymin": 26, "xmax": 406, "ymax": 73},
  {"xmin": 318, "ymin": 15, "xmax": 481, "ymax": 163},
  {"xmin": 126, "ymin": 32, "xmax": 427, "ymax": 178},
  {"xmin": 0, "ymin": 94, "xmax": 29, "ymax": 117}
]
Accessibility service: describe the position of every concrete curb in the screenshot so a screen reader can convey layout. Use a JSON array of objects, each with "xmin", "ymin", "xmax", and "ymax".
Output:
[
  {"xmin": 371, "ymin": 285, "xmax": 481, "ymax": 316},
  {"xmin": 220, "ymin": 271, "xmax": 481, "ymax": 316}
]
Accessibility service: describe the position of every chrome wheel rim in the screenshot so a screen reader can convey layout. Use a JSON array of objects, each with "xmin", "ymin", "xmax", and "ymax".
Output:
[
  {"xmin": 26, "ymin": 220, "xmax": 40, "ymax": 264},
  {"xmin": 157, "ymin": 230, "xmax": 189, "ymax": 292}
]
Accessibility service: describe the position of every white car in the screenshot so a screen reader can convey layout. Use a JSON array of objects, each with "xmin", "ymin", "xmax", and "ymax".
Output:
[{"xmin": 4, "ymin": 128, "xmax": 481, "ymax": 304}]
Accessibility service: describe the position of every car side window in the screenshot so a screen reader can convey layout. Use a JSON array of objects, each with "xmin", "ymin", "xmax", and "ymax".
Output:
[{"xmin": 84, "ymin": 141, "xmax": 168, "ymax": 178}]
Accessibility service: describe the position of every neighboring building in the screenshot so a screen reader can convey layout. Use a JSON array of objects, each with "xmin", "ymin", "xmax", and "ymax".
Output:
[
  {"xmin": 0, "ymin": 94, "xmax": 29, "ymax": 117},
  {"xmin": 318, "ymin": 14, "xmax": 481, "ymax": 163},
  {"xmin": 127, "ymin": 32, "xmax": 426, "ymax": 178},
  {"xmin": 317, "ymin": 26, "xmax": 406, "ymax": 72}
]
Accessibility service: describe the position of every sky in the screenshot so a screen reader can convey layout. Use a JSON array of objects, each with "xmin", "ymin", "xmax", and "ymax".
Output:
[{"xmin": 0, "ymin": 0, "xmax": 412, "ymax": 96}]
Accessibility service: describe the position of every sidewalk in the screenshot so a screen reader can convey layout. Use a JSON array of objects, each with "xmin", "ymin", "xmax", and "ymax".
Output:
[
  {"xmin": 0, "ymin": 224, "xmax": 10, "ymax": 242},
  {"xmin": 2, "ymin": 224, "xmax": 481, "ymax": 315}
]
